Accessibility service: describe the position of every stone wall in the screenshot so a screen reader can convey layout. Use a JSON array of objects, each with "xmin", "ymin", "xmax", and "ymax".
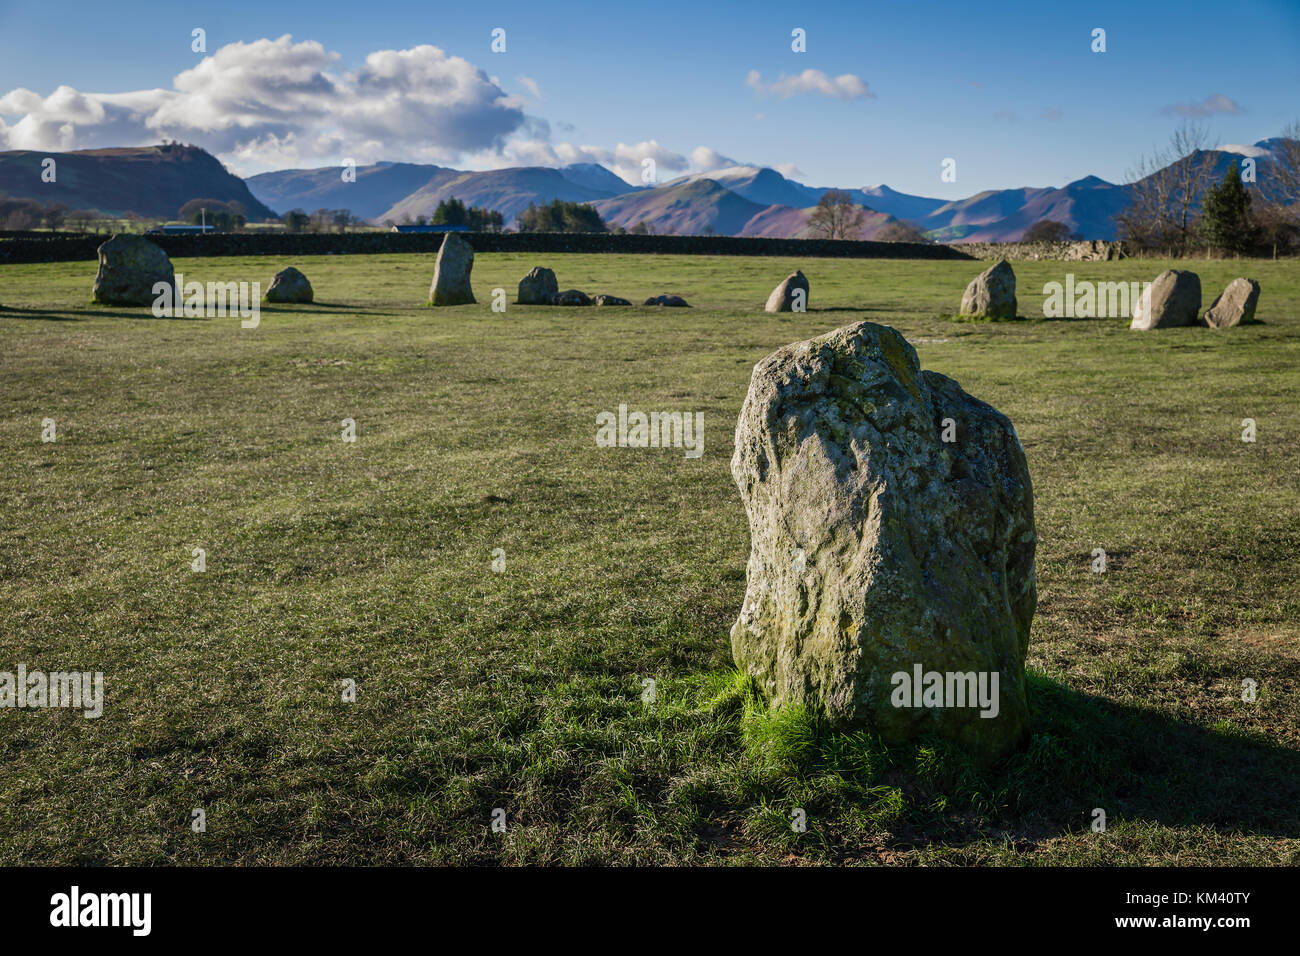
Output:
[
  {"xmin": 0, "ymin": 231, "xmax": 975, "ymax": 264},
  {"xmin": 952, "ymin": 240, "xmax": 1126, "ymax": 261},
  {"xmin": 0, "ymin": 231, "xmax": 1133, "ymax": 265}
]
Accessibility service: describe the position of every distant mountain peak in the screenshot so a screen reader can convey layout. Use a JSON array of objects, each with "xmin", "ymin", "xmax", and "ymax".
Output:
[
  {"xmin": 562, "ymin": 161, "xmax": 615, "ymax": 176},
  {"xmin": 556, "ymin": 161, "xmax": 637, "ymax": 195},
  {"xmin": 1216, "ymin": 142, "xmax": 1272, "ymax": 158}
]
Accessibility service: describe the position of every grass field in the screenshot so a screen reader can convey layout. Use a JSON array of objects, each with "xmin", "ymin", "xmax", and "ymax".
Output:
[{"xmin": 2, "ymin": 251, "xmax": 1298, "ymax": 865}]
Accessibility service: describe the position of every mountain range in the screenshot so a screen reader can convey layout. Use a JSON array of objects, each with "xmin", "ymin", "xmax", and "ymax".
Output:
[
  {"xmin": 243, "ymin": 139, "xmax": 1287, "ymax": 241},
  {"xmin": 0, "ymin": 139, "xmax": 1287, "ymax": 242},
  {"xmin": 588, "ymin": 177, "xmax": 899, "ymax": 239},
  {"xmin": 244, "ymin": 160, "xmax": 638, "ymax": 223}
]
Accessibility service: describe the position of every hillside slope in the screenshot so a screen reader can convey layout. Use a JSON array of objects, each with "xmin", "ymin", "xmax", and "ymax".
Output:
[
  {"xmin": 0, "ymin": 144, "xmax": 276, "ymax": 219},
  {"xmin": 246, "ymin": 162, "xmax": 448, "ymax": 220},
  {"xmin": 738, "ymin": 204, "xmax": 898, "ymax": 240},
  {"xmin": 381, "ymin": 166, "xmax": 625, "ymax": 224},
  {"xmin": 592, "ymin": 178, "xmax": 779, "ymax": 235},
  {"xmin": 946, "ymin": 176, "xmax": 1132, "ymax": 242},
  {"xmin": 663, "ymin": 166, "xmax": 822, "ymax": 208}
]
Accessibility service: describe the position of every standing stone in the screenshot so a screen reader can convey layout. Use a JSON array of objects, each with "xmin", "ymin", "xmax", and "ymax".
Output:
[
  {"xmin": 265, "ymin": 267, "xmax": 314, "ymax": 303},
  {"xmin": 92, "ymin": 234, "xmax": 176, "ymax": 306},
  {"xmin": 592, "ymin": 294, "xmax": 632, "ymax": 306},
  {"xmin": 730, "ymin": 321, "xmax": 1036, "ymax": 759},
  {"xmin": 428, "ymin": 233, "xmax": 476, "ymax": 305},
  {"xmin": 1202, "ymin": 278, "xmax": 1259, "ymax": 329},
  {"xmin": 1130, "ymin": 269, "xmax": 1200, "ymax": 329},
  {"xmin": 552, "ymin": 289, "xmax": 591, "ymax": 306},
  {"xmin": 518, "ymin": 267, "xmax": 558, "ymax": 305},
  {"xmin": 765, "ymin": 270, "xmax": 810, "ymax": 312},
  {"xmin": 959, "ymin": 259, "xmax": 1017, "ymax": 319}
]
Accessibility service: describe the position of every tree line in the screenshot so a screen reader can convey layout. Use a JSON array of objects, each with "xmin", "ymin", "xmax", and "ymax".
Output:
[
  {"xmin": 515, "ymin": 199, "xmax": 607, "ymax": 233},
  {"xmin": 0, "ymin": 196, "xmax": 75, "ymax": 230}
]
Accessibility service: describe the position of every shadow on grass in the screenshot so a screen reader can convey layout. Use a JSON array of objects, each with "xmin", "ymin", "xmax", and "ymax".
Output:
[
  {"xmin": 0, "ymin": 304, "xmax": 208, "ymax": 321},
  {"xmin": 1038, "ymin": 315, "xmax": 1267, "ymax": 326},
  {"xmin": 938, "ymin": 312, "xmax": 1037, "ymax": 323},
  {"xmin": 0, "ymin": 305, "xmax": 84, "ymax": 321},
  {"xmin": 0, "ymin": 304, "xmax": 203, "ymax": 321},
  {"xmin": 259, "ymin": 302, "xmax": 396, "ymax": 315},
  {"xmin": 814, "ymin": 306, "xmax": 904, "ymax": 313},
  {"xmin": 0, "ymin": 304, "xmax": 397, "ymax": 320},
  {"xmin": 1002, "ymin": 674, "xmax": 1300, "ymax": 836},
  {"xmin": 730, "ymin": 670, "xmax": 1300, "ymax": 849}
]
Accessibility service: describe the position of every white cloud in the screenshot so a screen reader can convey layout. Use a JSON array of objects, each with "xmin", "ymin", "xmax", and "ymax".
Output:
[
  {"xmin": 1161, "ymin": 94, "xmax": 1243, "ymax": 118},
  {"xmin": 689, "ymin": 146, "xmax": 738, "ymax": 170},
  {"xmin": 608, "ymin": 139, "xmax": 688, "ymax": 184},
  {"xmin": 0, "ymin": 85, "xmax": 176, "ymax": 152},
  {"xmin": 0, "ymin": 35, "xmax": 527, "ymax": 171},
  {"xmin": 473, "ymin": 138, "xmax": 689, "ymax": 186},
  {"xmin": 745, "ymin": 68, "xmax": 873, "ymax": 101},
  {"xmin": 1216, "ymin": 142, "xmax": 1271, "ymax": 158},
  {"xmin": 485, "ymin": 138, "xmax": 609, "ymax": 169},
  {"xmin": 0, "ymin": 36, "xmax": 795, "ymax": 189},
  {"xmin": 517, "ymin": 75, "xmax": 543, "ymax": 101},
  {"xmin": 0, "ymin": 88, "xmax": 47, "ymax": 114}
]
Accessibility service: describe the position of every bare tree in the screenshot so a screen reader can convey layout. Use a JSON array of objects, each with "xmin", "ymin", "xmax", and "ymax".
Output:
[
  {"xmin": 1118, "ymin": 123, "xmax": 1218, "ymax": 254},
  {"xmin": 1252, "ymin": 199, "xmax": 1300, "ymax": 258},
  {"xmin": 808, "ymin": 189, "xmax": 866, "ymax": 240},
  {"xmin": 875, "ymin": 220, "xmax": 930, "ymax": 243},
  {"xmin": 1249, "ymin": 118, "xmax": 1300, "ymax": 256},
  {"xmin": 1260, "ymin": 119, "xmax": 1300, "ymax": 210},
  {"xmin": 1022, "ymin": 219, "xmax": 1074, "ymax": 242},
  {"xmin": 67, "ymin": 209, "xmax": 99, "ymax": 232},
  {"xmin": 43, "ymin": 203, "xmax": 68, "ymax": 230}
]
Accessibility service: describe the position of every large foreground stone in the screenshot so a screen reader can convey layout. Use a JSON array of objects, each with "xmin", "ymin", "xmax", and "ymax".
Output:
[
  {"xmin": 428, "ymin": 233, "xmax": 476, "ymax": 305},
  {"xmin": 765, "ymin": 270, "xmax": 810, "ymax": 312},
  {"xmin": 1202, "ymin": 278, "xmax": 1259, "ymax": 329},
  {"xmin": 730, "ymin": 321, "xmax": 1036, "ymax": 759},
  {"xmin": 265, "ymin": 267, "xmax": 313, "ymax": 303},
  {"xmin": 959, "ymin": 259, "xmax": 1017, "ymax": 319},
  {"xmin": 517, "ymin": 266, "xmax": 558, "ymax": 305},
  {"xmin": 92, "ymin": 234, "xmax": 176, "ymax": 306},
  {"xmin": 1131, "ymin": 269, "xmax": 1200, "ymax": 329}
]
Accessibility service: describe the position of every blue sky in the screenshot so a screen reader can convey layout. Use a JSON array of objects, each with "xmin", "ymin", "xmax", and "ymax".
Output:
[{"xmin": 1, "ymin": 0, "xmax": 1297, "ymax": 197}]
